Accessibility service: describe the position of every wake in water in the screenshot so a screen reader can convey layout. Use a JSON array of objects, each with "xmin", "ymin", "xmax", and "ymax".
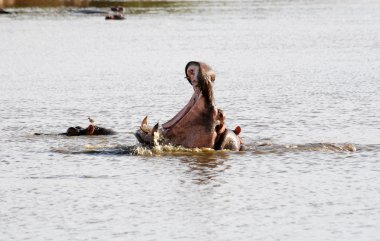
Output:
[
  {"xmin": 53, "ymin": 143, "xmax": 223, "ymax": 156},
  {"xmin": 245, "ymin": 139, "xmax": 358, "ymax": 154},
  {"xmin": 51, "ymin": 140, "xmax": 362, "ymax": 156}
]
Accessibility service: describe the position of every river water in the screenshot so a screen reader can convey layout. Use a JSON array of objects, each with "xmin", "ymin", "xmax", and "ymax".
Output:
[{"xmin": 1, "ymin": 0, "xmax": 380, "ymax": 240}]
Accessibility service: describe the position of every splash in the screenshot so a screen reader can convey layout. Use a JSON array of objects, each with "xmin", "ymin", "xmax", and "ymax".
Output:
[
  {"xmin": 52, "ymin": 142, "xmax": 231, "ymax": 156},
  {"xmin": 134, "ymin": 144, "xmax": 219, "ymax": 156},
  {"xmin": 51, "ymin": 139, "xmax": 361, "ymax": 157}
]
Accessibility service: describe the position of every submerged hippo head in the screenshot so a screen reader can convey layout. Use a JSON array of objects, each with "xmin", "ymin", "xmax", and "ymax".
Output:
[
  {"xmin": 66, "ymin": 126, "xmax": 84, "ymax": 136},
  {"xmin": 65, "ymin": 125, "xmax": 115, "ymax": 136}
]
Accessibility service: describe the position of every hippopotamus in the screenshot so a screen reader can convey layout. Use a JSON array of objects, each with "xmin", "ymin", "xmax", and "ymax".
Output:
[
  {"xmin": 33, "ymin": 125, "xmax": 116, "ymax": 136},
  {"xmin": 62, "ymin": 125, "xmax": 116, "ymax": 136},
  {"xmin": 62, "ymin": 117, "xmax": 116, "ymax": 136},
  {"xmin": 34, "ymin": 117, "xmax": 116, "ymax": 136},
  {"xmin": 135, "ymin": 61, "xmax": 244, "ymax": 151},
  {"xmin": 105, "ymin": 6, "xmax": 125, "ymax": 20},
  {"xmin": 110, "ymin": 7, "xmax": 124, "ymax": 12},
  {"xmin": 105, "ymin": 13, "xmax": 125, "ymax": 20}
]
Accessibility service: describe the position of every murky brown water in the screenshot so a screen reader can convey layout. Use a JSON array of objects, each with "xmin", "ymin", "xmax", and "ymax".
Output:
[{"xmin": 1, "ymin": 0, "xmax": 380, "ymax": 240}]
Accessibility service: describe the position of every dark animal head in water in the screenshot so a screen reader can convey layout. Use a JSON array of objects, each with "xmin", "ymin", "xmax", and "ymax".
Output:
[
  {"xmin": 66, "ymin": 126, "xmax": 83, "ymax": 136},
  {"xmin": 111, "ymin": 6, "xmax": 124, "ymax": 13},
  {"xmin": 65, "ymin": 126, "xmax": 116, "ymax": 136}
]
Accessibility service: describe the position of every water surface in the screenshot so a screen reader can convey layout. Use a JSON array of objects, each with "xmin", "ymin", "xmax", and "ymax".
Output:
[{"xmin": 1, "ymin": 1, "xmax": 380, "ymax": 240}]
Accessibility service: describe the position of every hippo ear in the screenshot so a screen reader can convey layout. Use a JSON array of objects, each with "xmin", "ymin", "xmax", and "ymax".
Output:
[{"xmin": 234, "ymin": 126, "xmax": 242, "ymax": 135}]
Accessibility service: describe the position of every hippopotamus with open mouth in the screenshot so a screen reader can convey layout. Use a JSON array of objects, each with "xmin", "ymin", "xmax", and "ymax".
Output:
[{"xmin": 135, "ymin": 61, "xmax": 244, "ymax": 151}]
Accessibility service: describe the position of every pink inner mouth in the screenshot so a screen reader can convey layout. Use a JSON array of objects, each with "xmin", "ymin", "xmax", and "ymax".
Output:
[{"xmin": 162, "ymin": 95, "xmax": 199, "ymax": 129}]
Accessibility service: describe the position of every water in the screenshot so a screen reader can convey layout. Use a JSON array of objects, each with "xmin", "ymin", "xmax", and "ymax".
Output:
[{"xmin": 1, "ymin": 0, "xmax": 380, "ymax": 240}]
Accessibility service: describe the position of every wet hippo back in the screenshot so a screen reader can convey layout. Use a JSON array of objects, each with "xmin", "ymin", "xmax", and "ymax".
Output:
[
  {"xmin": 93, "ymin": 126, "xmax": 116, "ymax": 135},
  {"xmin": 65, "ymin": 126, "xmax": 116, "ymax": 136}
]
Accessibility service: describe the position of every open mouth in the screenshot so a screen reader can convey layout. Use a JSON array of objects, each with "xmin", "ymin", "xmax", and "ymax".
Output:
[{"xmin": 162, "ymin": 94, "xmax": 201, "ymax": 129}]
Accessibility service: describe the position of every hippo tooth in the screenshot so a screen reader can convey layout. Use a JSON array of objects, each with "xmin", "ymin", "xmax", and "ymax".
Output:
[
  {"xmin": 152, "ymin": 123, "xmax": 160, "ymax": 146},
  {"xmin": 151, "ymin": 123, "xmax": 159, "ymax": 134},
  {"xmin": 140, "ymin": 116, "xmax": 150, "ymax": 133}
]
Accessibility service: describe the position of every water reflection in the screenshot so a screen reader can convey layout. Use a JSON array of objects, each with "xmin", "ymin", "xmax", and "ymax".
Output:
[
  {"xmin": 52, "ymin": 142, "xmax": 232, "ymax": 185},
  {"xmin": 180, "ymin": 153, "xmax": 231, "ymax": 185}
]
